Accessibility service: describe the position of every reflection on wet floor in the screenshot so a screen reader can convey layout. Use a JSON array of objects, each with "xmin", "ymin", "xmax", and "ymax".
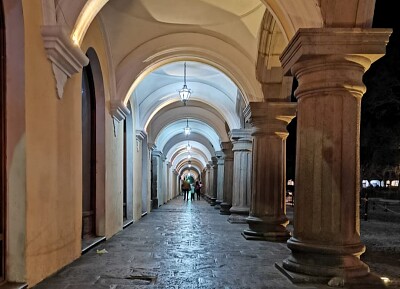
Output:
[{"xmin": 33, "ymin": 197, "xmax": 398, "ymax": 289}]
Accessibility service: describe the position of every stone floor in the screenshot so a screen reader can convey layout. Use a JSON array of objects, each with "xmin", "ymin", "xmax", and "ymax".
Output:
[{"xmin": 32, "ymin": 197, "xmax": 399, "ymax": 289}]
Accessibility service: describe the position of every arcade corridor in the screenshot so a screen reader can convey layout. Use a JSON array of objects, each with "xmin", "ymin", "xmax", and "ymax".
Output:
[{"xmin": 1, "ymin": 1, "xmax": 397, "ymax": 288}]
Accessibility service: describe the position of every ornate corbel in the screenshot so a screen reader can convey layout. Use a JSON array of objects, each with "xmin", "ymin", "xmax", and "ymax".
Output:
[{"xmin": 41, "ymin": 25, "xmax": 89, "ymax": 98}]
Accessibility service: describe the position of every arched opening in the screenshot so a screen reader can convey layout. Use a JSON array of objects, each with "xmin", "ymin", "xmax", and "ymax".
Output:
[
  {"xmin": 123, "ymin": 101, "xmax": 134, "ymax": 225},
  {"xmin": 81, "ymin": 60, "xmax": 96, "ymax": 240},
  {"xmin": 0, "ymin": 1, "xmax": 5, "ymax": 283}
]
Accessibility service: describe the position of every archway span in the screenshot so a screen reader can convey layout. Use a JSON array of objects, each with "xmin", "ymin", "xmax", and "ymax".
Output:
[
  {"xmin": 171, "ymin": 147, "xmax": 210, "ymax": 169},
  {"xmin": 163, "ymin": 133, "xmax": 216, "ymax": 160},
  {"xmin": 136, "ymin": 61, "xmax": 242, "ymax": 132},
  {"xmin": 155, "ymin": 120, "xmax": 221, "ymax": 153},
  {"xmin": 170, "ymin": 144, "xmax": 211, "ymax": 163},
  {"xmin": 146, "ymin": 100, "xmax": 230, "ymax": 144},
  {"xmin": 178, "ymin": 158, "xmax": 204, "ymax": 174},
  {"xmin": 69, "ymin": 0, "xmax": 324, "ymax": 47},
  {"xmin": 118, "ymin": 33, "xmax": 262, "ymax": 106}
]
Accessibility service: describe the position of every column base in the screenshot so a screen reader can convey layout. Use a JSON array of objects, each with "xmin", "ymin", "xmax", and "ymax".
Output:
[
  {"xmin": 275, "ymin": 263, "xmax": 386, "ymax": 288},
  {"xmin": 242, "ymin": 215, "xmax": 290, "ymax": 242},
  {"xmin": 210, "ymin": 197, "xmax": 217, "ymax": 206},
  {"xmin": 228, "ymin": 206, "xmax": 249, "ymax": 223},
  {"xmin": 281, "ymin": 237, "xmax": 370, "ymax": 281},
  {"xmin": 214, "ymin": 200, "xmax": 222, "ymax": 209},
  {"xmin": 219, "ymin": 202, "xmax": 231, "ymax": 215},
  {"xmin": 228, "ymin": 214, "xmax": 248, "ymax": 224}
]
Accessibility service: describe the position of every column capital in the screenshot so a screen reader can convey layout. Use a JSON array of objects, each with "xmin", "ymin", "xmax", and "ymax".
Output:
[
  {"xmin": 280, "ymin": 28, "xmax": 391, "ymax": 76},
  {"xmin": 215, "ymin": 150, "xmax": 224, "ymax": 159},
  {"xmin": 244, "ymin": 101, "xmax": 296, "ymax": 138},
  {"xmin": 230, "ymin": 129, "xmax": 252, "ymax": 141}
]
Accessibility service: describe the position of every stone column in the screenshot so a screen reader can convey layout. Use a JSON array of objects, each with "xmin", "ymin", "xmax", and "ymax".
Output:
[
  {"xmin": 167, "ymin": 162, "xmax": 172, "ymax": 201},
  {"xmin": 228, "ymin": 129, "xmax": 252, "ymax": 223},
  {"xmin": 137, "ymin": 130, "xmax": 148, "ymax": 215},
  {"xmin": 151, "ymin": 149, "xmax": 162, "ymax": 209},
  {"xmin": 276, "ymin": 28, "xmax": 391, "ymax": 283},
  {"xmin": 242, "ymin": 102, "xmax": 296, "ymax": 241},
  {"xmin": 210, "ymin": 157, "xmax": 218, "ymax": 206},
  {"xmin": 205, "ymin": 164, "xmax": 211, "ymax": 202},
  {"xmin": 159, "ymin": 154, "xmax": 167, "ymax": 205},
  {"xmin": 220, "ymin": 142, "xmax": 234, "ymax": 215},
  {"xmin": 215, "ymin": 151, "xmax": 224, "ymax": 209}
]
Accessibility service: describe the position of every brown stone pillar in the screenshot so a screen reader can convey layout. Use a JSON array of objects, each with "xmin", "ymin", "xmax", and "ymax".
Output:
[
  {"xmin": 220, "ymin": 142, "xmax": 234, "ymax": 215},
  {"xmin": 242, "ymin": 102, "xmax": 296, "ymax": 241},
  {"xmin": 228, "ymin": 129, "xmax": 252, "ymax": 223},
  {"xmin": 277, "ymin": 28, "xmax": 391, "ymax": 282}
]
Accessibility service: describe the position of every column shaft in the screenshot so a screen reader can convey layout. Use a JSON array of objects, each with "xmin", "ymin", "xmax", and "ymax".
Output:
[
  {"xmin": 277, "ymin": 28, "xmax": 391, "ymax": 283},
  {"xmin": 242, "ymin": 102, "xmax": 296, "ymax": 241},
  {"xmin": 220, "ymin": 143, "xmax": 234, "ymax": 215},
  {"xmin": 228, "ymin": 129, "xmax": 252, "ymax": 223}
]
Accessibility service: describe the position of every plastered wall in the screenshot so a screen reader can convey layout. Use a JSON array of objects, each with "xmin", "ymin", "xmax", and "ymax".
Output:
[
  {"xmin": 23, "ymin": 1, "xmax": 124, "ymax": 286},
  {"xmin": 24, "ymin": 0, "xmax": 82, "ymax": 285}
]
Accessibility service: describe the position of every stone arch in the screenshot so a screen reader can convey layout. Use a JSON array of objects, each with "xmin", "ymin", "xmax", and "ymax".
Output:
[
  {"xmin": 256, "ymin": 9, "xmax": 293, "ymax": 101},
  {"xmin": 146, "ymin": 101, "xmax": 230, "ymax": 145},
  {"xmin": 67, "ymin": 0, "xmax": 325, "ymax": 46},
  {"xmin": 118, "ymin": 33, "xmax": 262, "ymax": 106}
]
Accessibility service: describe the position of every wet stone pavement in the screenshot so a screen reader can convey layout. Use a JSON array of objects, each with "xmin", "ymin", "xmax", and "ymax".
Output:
[{"xmin": 33, "ymin": 197, "xmax": 394, "ymax": 289}]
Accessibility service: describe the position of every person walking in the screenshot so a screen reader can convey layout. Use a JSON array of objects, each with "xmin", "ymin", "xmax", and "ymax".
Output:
[
  {"xmin": 182, "ymin": 179, "xmax": 191, "ymax": 201},
  {"xmin": 195, "ymin": 181, "xmax": 201, "ymax": 200}
]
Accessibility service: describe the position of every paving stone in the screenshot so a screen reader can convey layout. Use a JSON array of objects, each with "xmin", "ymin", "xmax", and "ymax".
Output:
[{"xmin": 32, "ymin": 197, "xmax": 399, "ymax": 289}]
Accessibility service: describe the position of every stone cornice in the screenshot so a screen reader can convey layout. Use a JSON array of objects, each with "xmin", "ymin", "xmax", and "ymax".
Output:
[
  {"xmin": 230, "ymin": 129, "xmax": 252, "ymax": 142},
  {"xmin": 152, "ymin": 150, "xmax": 163, "ymax": 158},
  {"xmin": 136, "ymin": 130, "xmax": 147, "ymax": 141},
  {"xmin": 245, "ymin": 101, "xmax": 297, "ymax": 137},
  {"xmin": 41, "ymin": 25, "xmax": 89, "ymax": 99},
  {"xmin": 110, "ymin": 100, "xmax": 130, "ymax": 122},
  {"xmin": 280, "ymin": 28, "xmax": 392, "ymax": 76}
]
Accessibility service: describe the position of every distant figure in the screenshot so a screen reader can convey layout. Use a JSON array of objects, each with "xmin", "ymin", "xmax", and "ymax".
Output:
[
  {"xmin": 182, "ymin": 179, "xmax": 191, "ymax": 201},
  {"xmin": 190, "ymin": 183, "xmax": 195, "ymax": 201},
  {"xmin": 195, "ymin": 181, "xmax": 201, "ymax": 200}
]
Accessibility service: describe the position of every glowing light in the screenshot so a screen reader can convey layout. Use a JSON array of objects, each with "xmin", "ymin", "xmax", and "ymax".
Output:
[
  {"xmin": 179, "ymin": 62, "xmax": 191, "ymax": 105},
  {"xmin": 381, "ymin": 277, "xmax": 391, "ymax": 285},
  {"xmin": 187, "ymin": 154, "xmax": 192, "ymax": 159},
  {"xmin": 71, "ymin": 0, "xmax": 109, "ymax": 46},
  {"xmin": 186, "ymin": 142, "xmax": 192, "ymax": 151},
  {"xmin": 72, "ymin": 33, "xmax": 79, "ymax": 46},
  {"xmin": 184, "ymin": 119, "xmax": 191, "ymax": 136}
]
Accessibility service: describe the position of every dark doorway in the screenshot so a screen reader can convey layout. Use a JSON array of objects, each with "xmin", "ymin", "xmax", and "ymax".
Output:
[
  {"xmin": 81, "ymin": 62, "xmax": 96, "ymax": 239},
  {"xmin": 0, "ymin": 1, "xmax": 5, "ymax": 283},
  {"xmin": 123, "ymin": 120, "xmax": 127, "ymax": 221}
]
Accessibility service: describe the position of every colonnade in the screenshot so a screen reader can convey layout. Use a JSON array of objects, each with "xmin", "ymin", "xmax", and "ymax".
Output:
[{"xmin": 145, "ymin": 28, "xmax": 389, "ymax": 285}]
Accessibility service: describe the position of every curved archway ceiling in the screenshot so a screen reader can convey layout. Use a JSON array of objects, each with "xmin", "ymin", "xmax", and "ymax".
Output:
[
  {"xmin": 102, "ymin": 0, "xmax": 266, "ymax": 172},
  {"xmin": 133, "ymin": 61, "xmax": 246, "ymax": 172},
  {"xmin": 101, "ymin": 0, "xmax": 265, "ymax": 66},
  {"xmin": 135, "ymin": 61, "xmax": 242, "ymax": 131}
]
